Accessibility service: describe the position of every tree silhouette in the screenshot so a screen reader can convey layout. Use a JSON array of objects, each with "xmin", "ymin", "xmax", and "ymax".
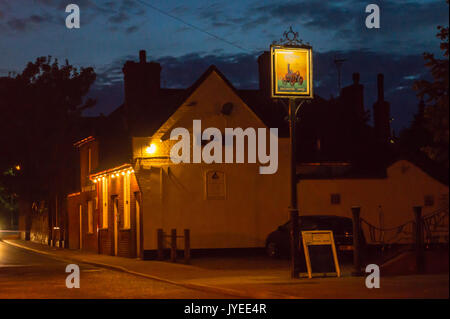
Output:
[
  {"xmin": 413, "ymin": 2, "xmax": 449, "ymax": 168},
  {"xmin": 0, "ymin": 57, "xmax": 96, "ymax": 216}
]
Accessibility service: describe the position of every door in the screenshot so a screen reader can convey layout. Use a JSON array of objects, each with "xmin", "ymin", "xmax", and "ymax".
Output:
[
  {"xmin": 79, "ymin": 204, "xmax": 83, "ymax": 249},
  {"xmin": 113, "ymin": 196, "xmax": 119, "ymax": 256}
]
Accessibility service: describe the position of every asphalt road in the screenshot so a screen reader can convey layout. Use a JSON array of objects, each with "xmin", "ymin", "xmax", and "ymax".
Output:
[{"xmin": 0, "ymin": 241, "xmax": 230, "ymax": 299}]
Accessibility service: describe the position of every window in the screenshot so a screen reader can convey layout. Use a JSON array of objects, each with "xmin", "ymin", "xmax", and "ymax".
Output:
[
  {"xmin": 331, "ymin": 194, "xmax": 341, "ymax": 205},
  {"xmin": 123, "ymin": 173, "xmax": 131, "ymax": 229},
  {"xmin": 87, "ymin": 200, "xmax": 94, "ymax": 233},
  {"xmin": 424, "ymin": 195, "xmax": 434, "ymax": 207},
  {"xmin": 102, "ymin": 178, "xmax": 108, "ymax": 228}
]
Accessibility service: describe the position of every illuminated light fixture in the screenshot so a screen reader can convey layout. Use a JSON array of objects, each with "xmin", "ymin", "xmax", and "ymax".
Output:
[
  {"xmin": 90, "ymin": 166, "xmax": 134, "ymax": 184},
  {"xmin": 145, "ymin": 144, "xmax": 157, "ymax": 155}
]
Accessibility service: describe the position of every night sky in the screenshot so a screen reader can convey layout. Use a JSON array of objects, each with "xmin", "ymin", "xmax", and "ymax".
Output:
[{"xmin": 0, "ymin": 0, "xmax": 448, "ymax": 131}]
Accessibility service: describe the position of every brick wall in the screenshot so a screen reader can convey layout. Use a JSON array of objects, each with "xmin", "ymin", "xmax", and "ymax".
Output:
[
  {"xmin": 67, "ymin": 190, "xmax": 98, "ymax": 251},
  {"xmin": 69, "ymin": 138, "xmax": 142, "ymax": 258}
]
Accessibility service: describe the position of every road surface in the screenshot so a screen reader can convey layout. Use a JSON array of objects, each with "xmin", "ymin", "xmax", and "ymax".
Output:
[{"xmin": 0, "ymin": 240, "xmax": 230, "ymax": 299}]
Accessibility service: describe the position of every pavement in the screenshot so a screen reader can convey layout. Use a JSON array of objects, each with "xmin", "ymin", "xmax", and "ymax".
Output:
[{"xmin": 2, "ymin": 239, "xmax": 449, "ymax": 299}]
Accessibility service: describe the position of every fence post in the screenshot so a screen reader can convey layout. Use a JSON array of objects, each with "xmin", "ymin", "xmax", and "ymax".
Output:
[
  {"xmin": 171, "ymin": 229, "xmax": 177, "ymax": 262},
  {"xmin": 157, "ymin": 229, "xmax": 164, "ymax": 261},
  {"xmin": 352, "ymin": 206, "xmax": 363, "ymax": 276},
  {"xmin": 414, "ymin": 206, "xmax": 425, "ymax": 274},
  {"xmin": 184, "ymin": 229, "xmax": 190, "ymax": 264}
]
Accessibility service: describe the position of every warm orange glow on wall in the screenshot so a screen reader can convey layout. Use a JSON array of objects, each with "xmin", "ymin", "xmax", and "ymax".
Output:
[{"xmin": 145, "ymin": 144, "xmax": 157, "ymax": 155}]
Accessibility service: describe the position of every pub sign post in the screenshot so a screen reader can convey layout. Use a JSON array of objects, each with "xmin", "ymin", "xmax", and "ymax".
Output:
[{"xmin": 271, "ymin": 27, "xmax": 314, "ymax": 278}]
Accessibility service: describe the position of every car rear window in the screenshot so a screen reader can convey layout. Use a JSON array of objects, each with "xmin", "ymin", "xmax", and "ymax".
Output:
[{"xmin": 302, "ymin": 217, "xmax": 352, "ymax": 232}]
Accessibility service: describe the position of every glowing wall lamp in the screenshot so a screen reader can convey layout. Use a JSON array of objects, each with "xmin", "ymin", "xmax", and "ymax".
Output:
[{"xmin": 145, "ymin": 144, "xmax": 157, "ymax": 155}]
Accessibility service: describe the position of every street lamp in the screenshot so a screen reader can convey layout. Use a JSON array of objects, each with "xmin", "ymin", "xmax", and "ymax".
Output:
[{"xmin": 270, "ymin": 27, "xmax": 314, "ymax": 278}]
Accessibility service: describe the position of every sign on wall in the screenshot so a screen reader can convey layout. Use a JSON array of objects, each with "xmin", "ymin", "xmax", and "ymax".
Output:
[
  {"xmin": 205, "ymin": 171, "xmax": 226, "ymax": 200},
  {"xmin": 301, "ymin": 230, "xmax": 341, "ymax": 278},
  {"xmin": 270, "ymin": 45, "xmax": 313, "ymax": 99}
]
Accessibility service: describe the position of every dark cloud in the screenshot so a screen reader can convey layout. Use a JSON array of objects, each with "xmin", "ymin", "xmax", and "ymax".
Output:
[
  {"xmin": 170, "ymin": 5, "xmax": 191, "ymax": 15},
  {"xmin": 158, "ymin": 52, "xmax": 259, "ymax": 89},
  {"xmin": 198, "ymin": 3, "xmax": 225, "ymax": 22},
  {"xmin": 108, "ymin": 12, "xmax": 130, "ymax": 24},
  {"xmin": 88, "ymin": 49, "xmax": 430, "ymax": 130},
  {"xmin": 106, "ymin": 0, "xmax": 145, "ymax": 23},
  {"xmin": 6, "ymin": 12, "xmax": 54, "ymax": 31},
  {"xmin": 248, "ymin": 0, "xmax": 448, "ymax": 34},
  {"xmin": 197, "ymin": 0, "xmax": 353, "ymax": 31},
  {"xmin": 252, "ymin": 1, "xmax": 353, "ymax": 30},
  {"xmin": 7, "ymin": 18, "xmax": 27, "ymax": 31},
  {"xmin": 197, "ymin": 0, "xmax": 448, "ymax": 53},
  {"xmin": 94, "ymin": 56, "xmax": 134, "ymax": 87},
  {"xmin": 0, "ymin": 0, "xmax": 144, "ymax": 33},
  {"xmin": 126, "ymin": 25, "xmax": 139, "ymax": 33},
  {"xmin": 29, "ymin": 14, "xmax": 47, "ymax": 23}
]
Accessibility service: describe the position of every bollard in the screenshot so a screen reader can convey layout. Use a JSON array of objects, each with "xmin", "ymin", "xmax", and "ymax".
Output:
[
  {"xmin": 352, "ymin": 206, "xmax": 363, "ymax": 276},
  {"xmin": 184, "ymin": 229, "xmax": 190, "ymax": 264},
  {"xmin": 414, "ymin": 206, "xmax": 425, "ymax": 274},
  {"xmin": 171, "ymin": 229, "xmax": 177, "ymax": 262},
  {"xmin": 157, "ymin": 229, "xmax": 164, "ymax": 260}
]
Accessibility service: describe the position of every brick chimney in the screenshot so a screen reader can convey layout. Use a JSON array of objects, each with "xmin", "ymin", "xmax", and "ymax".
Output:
[
  {"xmin": 373, "ymin": 73, "xmax": 391, "ymax": 144},
  {"xmin": 257, "ymin": 51, "xmax": 271, "ymax": 98},
  {"xmin": 340, "ymin": 72, "xmax": 365, "ymax": 121},
  {"xmin": 122, "ymin": 50, "xmax": 161, "ymax": 107}
]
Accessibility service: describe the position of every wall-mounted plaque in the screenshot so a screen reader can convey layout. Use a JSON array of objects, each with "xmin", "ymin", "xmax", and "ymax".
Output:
[{"xmin": 205, "ymin": 171, "xmax": 226, "ymax": 200}]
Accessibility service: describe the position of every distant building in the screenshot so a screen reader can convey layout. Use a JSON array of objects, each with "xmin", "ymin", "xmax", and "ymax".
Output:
[{"xmin": 298, "ymin": 159, "xmax": 448, "ymax": 244}]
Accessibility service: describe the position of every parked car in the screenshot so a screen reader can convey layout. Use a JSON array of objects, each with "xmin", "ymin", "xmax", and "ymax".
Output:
[{"xmin": 265, "ymin": 215, "xmax": 365, "ymax": 258}]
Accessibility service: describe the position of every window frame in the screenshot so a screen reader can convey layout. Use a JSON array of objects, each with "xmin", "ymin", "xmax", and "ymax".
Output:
[{"xmin": 330, "ymin": 193, "xmax": 341, "ymax": 205}]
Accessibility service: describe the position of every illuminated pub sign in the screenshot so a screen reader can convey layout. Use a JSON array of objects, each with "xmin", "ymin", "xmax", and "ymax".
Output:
[{"xmin": 270, "ymin": 45, "xmax": 313, "ymax": 99}]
